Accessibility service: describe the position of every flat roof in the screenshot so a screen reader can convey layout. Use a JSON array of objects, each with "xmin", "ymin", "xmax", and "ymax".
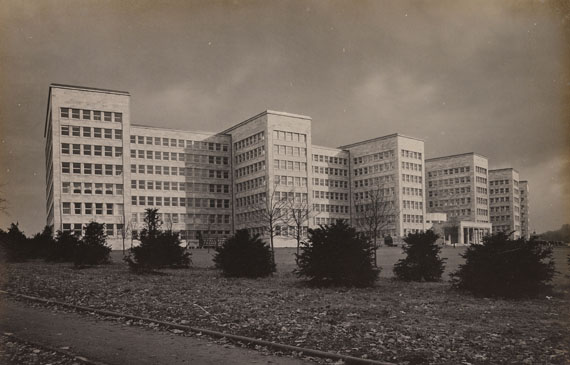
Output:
[
  {"xmin": 312, "ymin": 145, "xmax": 347, "ymax": 153},
  {"xmin": 220, "ymin": 110, "xmax": 312, "ymax": 134},
  {"xmin": 50, "ymin": 83, "xmax": 130, "ymax": 96},
  {"xmin": 338, "ymin": 133, "xmax": 423, "ymax": 149},
  {"xmin": 131, "ymin": 123, "xmax": 225, "ymax": 137},
  {"xmin": 489, "ymin": 167, "xmax": 519, "ymax": 174},
  {"xmin": 425, "ymin": 152, "xmax": 488, "ymax": 162}
]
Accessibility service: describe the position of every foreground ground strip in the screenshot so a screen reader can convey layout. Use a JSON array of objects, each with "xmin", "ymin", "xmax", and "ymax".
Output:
[{"xmin": 1, "ymin": 247, "xmax": 569, "ymax": 364}]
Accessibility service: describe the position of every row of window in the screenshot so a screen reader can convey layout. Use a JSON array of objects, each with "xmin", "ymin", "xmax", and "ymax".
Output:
[
  {"xmin": 272, "ymin": 130, "xmax": 306, "ymax": 143},
  {"xmin": 130, "ymin": 164, "xmax": 229, "ymax": 179},
  {"xmin": 401, "ymin": 161, "xmax": 422, "ymax": 171},
  {"xmin": 62, "ymin": 162, "xmax": 123, "ymax": 176},
  {"xmin": 353, "ymin": 188, "xmax": 395, "ymax": 201},
  {"xmin": 491, "ymin": 206, "xmax": 511, "ymax": 213},
  {"xmin": 312, "ymin": 178, "xmax": 349, "ymax": 189},
  {"xmin": 354, "ymin": 175, "xmax": 395, "ymax": 189},
  {"xmin": 313, "ymin": 166, "xmax": 348, "ymax": 176},
  {"xmin": 236, "ymin": 146, "xmax": 265, "ymax": 165},
  {"xmin": 429, "ymin": 197, "xmax": 472, "ymax": 208},
  {"xmin": 354, "ymin": 162, "xmax": 395, "ymax": 176},
  {"xmin": 62, "ymin": 202, "xmax": 121, "ymax": 216},
  {"xmin": 353, "ymin": 150, "xmax": 395, "ymax": 165},
  {"xmin": 235, "ymin": 131, "xmax": 265, "ymax": 151},
  {"xmin": 274, "ymin": 175, "xmax": 308, "ymax": 187},
  {"xmin": 490, "ymin": 196, "xmax": 511, "ymax": 203},
  {"xmin": 475, "ymin": 166, "xmax": 488, "ymax": 175},
  {"xmin": 475, "ymin": 176, "xmax": 487, "ymax": 184},
  {"xmin": 274, "ymin": 191, "xmax": 309, "ymax": 202},
  {"xmin": 401, "ymin": 149, "xmax": 423, "ymax": 160},
  {"xmin": 427, "ymin": 166, "xmax": 471, "ymax": 178},
  {"xmin": 275, "ymin": 160, "xmax": 308, "ymax": 172},
  {"xmin": 274, "ymin": 145, "xmax": 307, "ymax": 158},
  {"xmin": 476, "ymin": 197, "xmax": 488, "ymax": 205},
  {"xmin": 491, "ymin": 215, "xmax": 512, "ymax": 222},
  {"xmin": 131, "ymin": 196, "xmax": 231, "ymax": 208},
  {"xmin": 314, "ymin": 217, "xmax": 345, "ymax": 226},
  {"xmin": 313, "ymin": 204, "xmax": 350, "ymax": 214},
  {"xmin": 476, "ymin": 187, "xmax": 488, "ymax": 194},
  {"xmin": 61, "ymin": 108, "xmax": 122, "ymax": 123},
  {"xmin": 130, "ymin": 180, "xmax": 230, "ymax": 193},
  {"xmin": 490, "ymin": 188, "xmax": 513, "ymax": 195},
  {"xmin": 132, "ymin": 150, "xmax": 230, "ymax": 165},
  {"xmin": 403, "ymin": 214, "xmax": 424, "ymax": 223},
  {"xmin": 313, "ymin": 191, "xmax": 349, "ymax": 201},
  {"xmin": 131, "ymin": 212, "xmax": 231, "ymax": 226},
  {"xmin": 236, "ymin": 161, "xmax": 266, "ymax": 178},
  {"xmin": 61, "ymin": 125, "xmax": 122, "ymax": 139},
  {"xmin": 354, "ymin": 200, "xmax": 395, "ymax": 213},
  {"xmin": 130, "ymin": 135, "xmax": 229, "ymax": 151},
  {"xmin": 402, "ymin": 187, "xmax": 423, "ymax": 196},
  {"xmin": 236, "ymin": 176, "xmax": 266, "ymax": 193},
  {"xmin": 428, "ymin": 187, "xmax": 472, "ymax": 197},
  {"xmin": 312, "ymin": 154, "xmax": 347, "ymax": 165},
  {"xmin": 62, "ymin": 143, "xmax": 122, "ymax": 157},
  {"xmin": 402, "ymin": 174, "xmax": 423, "ymax": 184},
  {"xmin": 447, "ymin": 209, "xmax": 472, "ymax": 217},
  {"xmin": 62, "ymin": 223, "xmax": 122, "ymax": 237},
  {"xmin": 476, "ymin": 208, "xmax": 489, "ymax": 216},
  {"xmin": 62, "ymin": 182, "xmax": 123, "ymax": 195},
  {"xmin": 428, "ymin": 176, "xmax": 471, "ymax": 188},
  {"xmin": 402, "ymin": 200, "xmax": 424, "ymax": 210},
  {"xmin": 236, "ymin": 192, "xmax": 266, "ymax": 208}
]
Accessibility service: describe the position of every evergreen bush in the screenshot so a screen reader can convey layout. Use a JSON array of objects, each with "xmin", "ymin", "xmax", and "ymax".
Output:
[
  {"xmin": 213, "ymin": 229, "xmax": 275, "ymax": 278},
  {"xmin": 295, "ymin": 220, "xmax": 379, "ymax": 287},
  {"xmin": 74, "ymin": 222, "xmax": 111, "ymax": 267},
  {"xmin": 393, "ymin": 230, "xmax": 446, "ymax": 281},
  {"xmin": 126, "ymin": 208, "xmax": 190, "ymax": 272},
  {"xmin": 451, "ymin": 233, "xmax": 556, "ymax": 298},
  {"xmin": 46, "ymin": 230, "xmax": 80, "ymax": 262},
  {"xmin": 0, "ymin": 223, "xmax": 29, "ymax": 262}
]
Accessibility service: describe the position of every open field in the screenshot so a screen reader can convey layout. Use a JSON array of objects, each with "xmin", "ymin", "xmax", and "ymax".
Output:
[{"xmin": 2, "ymin": 246, "xmax": 569, "ymax": 364}]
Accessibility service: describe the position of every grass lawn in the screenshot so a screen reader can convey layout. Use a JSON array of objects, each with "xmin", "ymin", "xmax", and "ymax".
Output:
[{"xmin": 2, "ymin": 246, "xmax": 569, "ymax": 364}]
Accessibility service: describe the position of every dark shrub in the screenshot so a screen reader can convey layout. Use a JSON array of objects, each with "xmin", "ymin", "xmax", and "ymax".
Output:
[
  {"xmin": 0, "ymin": 223, "xmax": 30, "ymax": 262},
  {"xmin": 451, "ymin": 233, "xmax": 556, "ymax": 298},
  {"xmin": 74, "ymin": 222, "xmax": 111, "ymax": 267},
  {"xmin": 126, "ymin": 208, "xmax": 190, "ymax": 272},
  {"xmin": 46, "ymin": 230, "xmax": 80, "ymax": 262},
  {"xmin": 295, "ymin": 220, "xmax": 379, "ymax": 287},
  {"xmin": 213, "ymin": 229, "xmax": 275, "ymax": 278},
  {"xmin": 384, "ymin": 235, "xmax": 395, "ymax": 247},
  {"xmin": 393, "ymin": 230, "xmax": 446, "ymax": 282},
  {"xmin": 29, "ymin": 225, "xmax": 56, "ymax": 259}
]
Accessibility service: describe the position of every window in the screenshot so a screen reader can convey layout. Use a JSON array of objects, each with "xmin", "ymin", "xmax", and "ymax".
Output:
[
  {"xmin": 115, "ymin": 130, "xmax": 122, "ymax": 139},
  {"xmin": 82, "ymin": 110, "xmax": 91, "ymax": 120},
  {"xmin": 94, "ymin": 128, "xmax": 102, "ymax": 138},
  {"xmin": 95, "ymin": 164, "xmax": 103, "ymax": 175},
  {"xmin": 71, "ymin": 109, "xmax": 80, "ymax": 119},
  {"xmin": 115, "ymin": 147, "xmax": 123, "ymax": 157},
  {"xmin": 104, "ymin": 112, "xmax": 112, "ymax": 122},
  {"xmin": 105, "ymin": 146, "xmax": 113, "ymax": 157},
  {"xmin": 73, "ymin": 144, "xmax": 81, "ymax": 155},
  {"xmin": 62, "ymin": 182, "xmax": 70, "ymax": 193},
  {"xmin": 62, "ymin": 202, "xmax": 71, "ymax": 214},
  {"xmin": 74, "ymin": 202, "xmax": 82, "ymax": 214},
  {"xmin": 95, "ymin": 183, "xmax": 103, "ymax": 195},
  {"xmin": 60, "ymin": 108, "xmax": 69, "ymax": 118},
  {"xmin": 106, "ymin": 203, "xmax": 114, "ymax": 215},
  {"xmin": 104, "ymin": 129, "xmax": 112, "ymax": 139},
  {"xmin": 93, "ymin": 111, "xmax": 101, "ymax": 121},
  {"xmin": 105, "ymin": 164, "xmax": 113, "ymax": 175},
  {"xmin": 84, "ymin": 183, "xmax": 92, "ymax": 194},
  {"xmin": 62, "ymin": 162, "xmax": 70, "ymax": 173},
  {"xmin": 61, "ymin": 143, "xmax": 70, "ymax": 154},
  {"xmin": 95, "ymin": 203, "xmax": 103, "ymax": 215},
  {"xmin": 72, "ymin": 126, "xmax": 81, "ymax": 137},
  {"xmin": 61, "ymin": 125, "xmax": 69, "ymax": 136},
  {"xmin": 73, "ymin": 163, "xmax": 81, "ymax": 174},
  {"xmin": 85, "ymin": 203, "xmax": 93, "ymax": 215},
  {"xmin": 94, "ymin": 145, "xmax": 102, "ymax": 156},
  {"xmin": 114, "ymin": 113, "xmax": 122, "ymax": 123},
  {"xmin": 83, "ymin": 145, "xmax": 91, "ymax": 156},
  {"xmin": 83, "ymin": 163, "xmax": 92, "ymax": 174},
  {"xmin": 105, "ymin": 184, "xmax": 114, "ymax": 195},
  {"xmin": 106, "ymin": 224, "xmax": 114, "ymax": 236}
]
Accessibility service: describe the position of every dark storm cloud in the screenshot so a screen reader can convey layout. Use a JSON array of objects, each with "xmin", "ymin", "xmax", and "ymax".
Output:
[{"xmin": 0, "ymin": 0, "xmax": 567, "ymax": 234}]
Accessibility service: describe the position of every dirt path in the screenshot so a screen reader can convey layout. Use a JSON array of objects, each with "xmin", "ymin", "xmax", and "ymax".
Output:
[{"xmin": 0, "ymin": 297, "xmax": 310, "ymax": 365}]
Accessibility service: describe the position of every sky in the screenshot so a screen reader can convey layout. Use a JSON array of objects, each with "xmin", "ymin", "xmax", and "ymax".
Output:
[{"xmin": 0, "ymin": 0, "xmax": 568, "ymax": 235}]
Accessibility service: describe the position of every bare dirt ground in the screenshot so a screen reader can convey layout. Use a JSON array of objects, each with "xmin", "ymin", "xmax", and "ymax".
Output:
[{"xmin": 1, "ymin": 246, "xmax": 569, "ymax": 364}]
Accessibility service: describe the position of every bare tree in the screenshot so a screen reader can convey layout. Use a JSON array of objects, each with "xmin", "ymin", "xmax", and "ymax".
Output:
[
  {"xmin": 354, "ymin": 180, "xmax": 398, "ymax": 267},
  {"xmin": 119, "ymin": 215, "xmax": 132, "ymax": 256},
  {"xmin": 284, "ymin": 191, "xmax": 314, "ymax": 257},
  {"xmin": 250, "ymin": 182, "xmax": 290, "ymax": 265}
]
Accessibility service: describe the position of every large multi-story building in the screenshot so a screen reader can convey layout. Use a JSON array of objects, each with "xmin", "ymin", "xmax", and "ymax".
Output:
[
  {"xmin": 519, "ymin": 180, "xmax": 530, "ymax": 240},
  {"xmin": 44, "ymin": 84, "xmax": 427, "ymax": 249},
  {"xmin": 489, "ymin": 168, "xmax": 521, "ymax": 238},
  {"xmin": 425, "ymin": 153, "xmax": 492, "ymax": 244}
]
